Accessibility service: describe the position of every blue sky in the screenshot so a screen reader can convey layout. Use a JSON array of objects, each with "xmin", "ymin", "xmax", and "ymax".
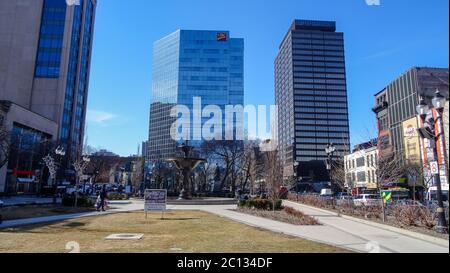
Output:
[{"xmin": 86, "ymin": 0, "xmax": 449, "ymax": 156}]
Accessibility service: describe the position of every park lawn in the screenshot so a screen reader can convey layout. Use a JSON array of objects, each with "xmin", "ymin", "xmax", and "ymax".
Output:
[
  {"xmin": 0, "ymin": 205, "xmax": 95, "ymax": 221},
  {"xmin": 0, "ymin": 211, "xmax": 350, "ymax": 253}
]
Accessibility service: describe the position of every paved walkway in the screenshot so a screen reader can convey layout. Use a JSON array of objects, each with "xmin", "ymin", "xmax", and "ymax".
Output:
[
  {"xmin": 1, "ymin": 199, "xmax": 448, "ymax": 253},
  {"xmin": 280, "ymin": 201, "xmax": 449, "ymax": 253},
  {"xmin": 1, "ymin": 196, "xmax": 61, "ymax": 207},
  {"xmin": 172, "ymin": 203, "xmax": 448, "ymax": 253}
]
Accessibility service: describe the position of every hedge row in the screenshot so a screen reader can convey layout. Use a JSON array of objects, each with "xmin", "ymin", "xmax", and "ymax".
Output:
[
  {"xmin": 239, "ymin": 198, "xmax": 283, "ymax": 211},
  {"xmin": 62, "ymin": 195, "xmax": 95, "ymax": 207}
]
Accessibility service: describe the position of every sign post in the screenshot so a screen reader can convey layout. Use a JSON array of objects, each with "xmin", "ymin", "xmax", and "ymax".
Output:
[
  {"xmin": 144, "ymin": 189, "xmax": 167, "ymax": 220},
  {"xmin": 381, "ymin": 191, "xmax": 392, "ymax": 204}
]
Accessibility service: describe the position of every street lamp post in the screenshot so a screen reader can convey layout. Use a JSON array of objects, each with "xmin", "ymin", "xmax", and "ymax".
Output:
[
  {"xmin": 325, "ymin": 143, "xmax": 337, "ymax": 207},
  {"xmin": 54, "ymin": 146, "xmax": 66, "ymax": 203},
  {"xmin": 325, "ymin": 143, "xmax": 336, "ymax": 186},
  {"xmin": 416, "ymin": 90, "xmax": 448, "ymax": 234},
  {"xmin": 293, "ymin": 161, "xmax": 299, "ymax": 190}
]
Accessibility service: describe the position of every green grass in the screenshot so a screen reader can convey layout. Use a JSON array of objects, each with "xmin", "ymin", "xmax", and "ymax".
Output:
[{"xmin": 0, "ymin": 211, "xmax": 350, "ymax": 253}]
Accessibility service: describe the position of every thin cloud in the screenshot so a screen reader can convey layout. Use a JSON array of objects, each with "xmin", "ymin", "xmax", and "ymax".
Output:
[
  {"xmin": 87, "ymin": 110, "xmax": 117, "ymax": 125},
  {"xmin": 361, "ymin": 47, "xmax": 402, "ymax": 61}
]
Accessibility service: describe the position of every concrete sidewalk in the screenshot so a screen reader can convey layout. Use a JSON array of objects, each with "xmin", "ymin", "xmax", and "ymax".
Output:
[
  {"xmin": 162, "ymin": 203, "xmax": 449, "ymax": 253},
  {"xmin": 281, "ymin": 201, "xmax": 449, "ymax": 253},
  {"xmin": 0, "ymin": 196, "xmax": 61, "ymax": 207}
]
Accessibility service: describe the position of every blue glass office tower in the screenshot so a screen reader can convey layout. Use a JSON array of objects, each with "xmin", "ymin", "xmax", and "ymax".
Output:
[{"xmin": 148, "ymin": 30, "xmax": 244, "ymax": 161}]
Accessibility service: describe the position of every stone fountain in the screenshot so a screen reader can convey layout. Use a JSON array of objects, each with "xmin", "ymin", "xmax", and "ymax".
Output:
[{"xmin": 167, "ymin": 141, "xmax": 206, "ymax": 200}]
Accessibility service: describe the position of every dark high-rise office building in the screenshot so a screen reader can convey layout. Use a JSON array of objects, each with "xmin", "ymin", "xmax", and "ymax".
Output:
[
  {"xmin": 275, "ymin": 20, "xmax": 350, "ymax": 180},
  {"xmin": 0, "ymin": 0, "xmax": 97, "ymax": 193}
]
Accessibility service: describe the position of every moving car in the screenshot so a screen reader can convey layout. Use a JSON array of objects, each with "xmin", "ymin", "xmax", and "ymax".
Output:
[{"xmin": 427, "ymin": 186, "xmax": 449, "ymax": 202}]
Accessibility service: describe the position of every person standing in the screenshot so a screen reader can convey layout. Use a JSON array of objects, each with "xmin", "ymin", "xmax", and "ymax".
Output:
[{"xmin": 100, "ymin": 185, "xmax": 108, "ymax": 212}]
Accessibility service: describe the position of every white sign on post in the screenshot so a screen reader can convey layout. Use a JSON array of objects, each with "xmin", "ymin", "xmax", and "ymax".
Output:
[
  {"xmin": 144, "ymin": 189, "xmax": 167, "ymax": 219},
  {"xmin": 430, "ymin": 161, "xmax": 439, "ymax": 175}
]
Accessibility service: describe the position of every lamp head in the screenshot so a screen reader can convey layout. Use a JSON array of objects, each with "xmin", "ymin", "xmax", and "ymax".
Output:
[
  {"xmin": 416, "ymin": 97, "xmax": 429, "ymax": 119},
  {"xmin": 432, "ymin": 89, "xmax": 446, "ymax": 111}
]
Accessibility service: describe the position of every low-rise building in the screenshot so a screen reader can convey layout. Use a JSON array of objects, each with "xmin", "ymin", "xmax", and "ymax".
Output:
[
  {"xmin": 344, "ymin": 141, "xmax": 378, "ymax": 195},
  {"xmin": 1, "ymin": 101, "xmax": 58, "ymax": 194}
]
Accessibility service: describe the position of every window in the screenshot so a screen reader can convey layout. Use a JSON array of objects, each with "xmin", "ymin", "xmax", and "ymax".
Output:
[
  {"xmin": 357, "ymin": 172, "xmax": 366, "ymax": 182},
  {"xmin": 356, "ymin": 157, "xmax": 365, "ymax": 167},
  {"xmin": 35, "ymin": 0, "xmax": 67, "ymax": 78}
]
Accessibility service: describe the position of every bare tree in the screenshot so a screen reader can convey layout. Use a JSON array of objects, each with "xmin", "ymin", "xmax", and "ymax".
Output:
[
  {"xmin": 196, "ymin": 162, "xmax": 215, "ymax": 193},
  {"xmin": 150, "ymin": 160, "xmax": 173, "ymax": 190},
  {"xmin": 403, "ymin": 161, "xmax": 425, "ymax": 201},
  {"xmin": 262, "ymin": 141, "xmax": 283, "ymax": 212},
  {"xmin": 86, "ymin": 155, "xmax": 124, "ymax": 184},
  {"xmin": 236, "ymin": 140, "xmax": 257, "ymax": 194},
  {"xmin": 72, "ymin": 156, "xmax": 90, "ymax": 207},
  {"xmin": 132, "ymin": 157, "xmax": 144, "ymax": 191},
  {"xmin": 330, "ymin": 159, "xmax": 348, "ymax": 193},
  {"xmin": 375, "ymin": 153, "xmax": 406, "ymax": 221},
  {"xmin": 201, "ymin": 140, "xmax": 245, "ymax": 195}
]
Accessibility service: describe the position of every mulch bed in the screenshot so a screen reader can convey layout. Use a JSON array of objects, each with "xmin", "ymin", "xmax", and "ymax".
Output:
[{"xmin": 235, "ymin": 207, "xmax": 320, "ymax": 226}]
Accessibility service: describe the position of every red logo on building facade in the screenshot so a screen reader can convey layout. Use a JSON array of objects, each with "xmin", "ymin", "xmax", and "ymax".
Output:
[{"xmin": 217, "ymin": 32, "xmax": 227, "ymax": 41}]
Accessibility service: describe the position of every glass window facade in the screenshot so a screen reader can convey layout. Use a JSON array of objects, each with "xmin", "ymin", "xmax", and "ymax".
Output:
[
  {"xmin": 6, "ymin": 123, "xmax": 52, "ymax": 194},
  {"xmin": 276, "ymin": 20, "xmax": 350, "ymax": 177},
  {"xmin": 61, "ymin": 0, "xmax": 83, "ymax": 142},
  {"xmin": 73, "ymin": 0, "xmax": 94, "ymax": 150},
  {"xmin": 57, "ymin": 0, "xmax": 95, "ymax": 158},
  {"xmin": 35, "ymin": 0, "xmax": 67, "ymax": 78},
  {"xmin": 149, "ymin": 30, "xmax": 244, "ymax": 161}
]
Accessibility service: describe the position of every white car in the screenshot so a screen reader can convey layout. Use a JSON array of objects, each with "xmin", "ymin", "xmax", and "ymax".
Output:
[
  {"xmin": 320, "ymin": 189, "xmax": 333, "ymax": 196},
  {"xmin": 353, "ymin": 194, "xmax": 380, "ymax": 207}
]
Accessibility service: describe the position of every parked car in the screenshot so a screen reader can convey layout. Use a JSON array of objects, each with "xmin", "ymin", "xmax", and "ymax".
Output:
[
  {"xmin": 320, "ymin": 189, "xmax": 333, "ymax": 197},
  {"xmin": 0, "ymin": 199, "xmax": 4, "ymax": 207},
  {"xmin": 336, "ymin": 192, "xmax": 353, "ymax": 205},
  {"xmin": 353, "ymin": 194, "xmax": 380, "ymax": 207}
]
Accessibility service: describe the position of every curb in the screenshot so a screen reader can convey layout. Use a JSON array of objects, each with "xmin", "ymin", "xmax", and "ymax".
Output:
[
  {"xmin": 108, "ymin": 201, "xmax": 132, "ymax": 205},
  {"xmin": 283, "ymin": 200, "xmax": 449, "ymax": 248}
]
